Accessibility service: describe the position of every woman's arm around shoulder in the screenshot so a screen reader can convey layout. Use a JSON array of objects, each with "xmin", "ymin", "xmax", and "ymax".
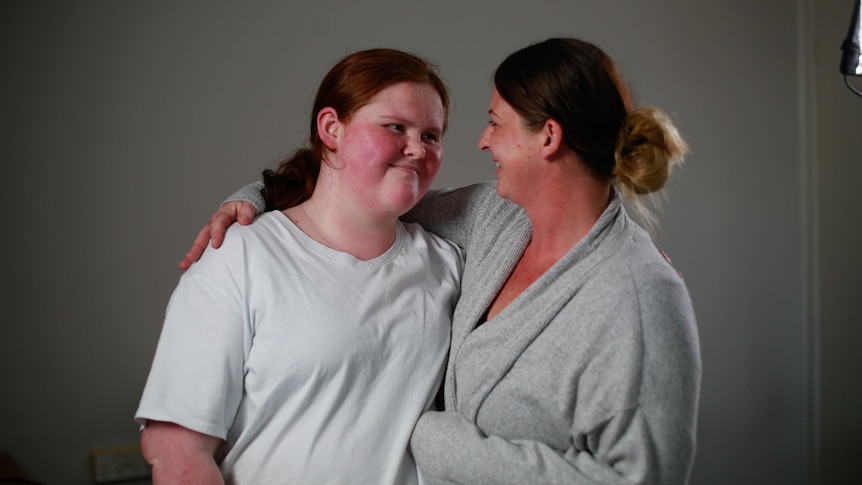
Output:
[
  {"xmin": 179, "ymin": 182, "xmax": 265, "ymax": 270},
  {"xmin": 402, "ymin": 182, "xmax": 506, "ymax": 247}
]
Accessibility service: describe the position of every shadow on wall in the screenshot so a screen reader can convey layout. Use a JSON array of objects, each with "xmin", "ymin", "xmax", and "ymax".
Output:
[{"xmin": 1, "ymin": 452, "xmax": 41, "ymax": 484}]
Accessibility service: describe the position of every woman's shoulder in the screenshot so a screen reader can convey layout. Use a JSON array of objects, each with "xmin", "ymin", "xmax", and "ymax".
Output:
[
  {"xmin": 581, "ymin": 219, "xmax": 691, "ymax": 310},
  {"xmin": 398, "ymin": 220, "xmax": 465, "ymax": 263},
  {"xmin": 423, "ymin": 181, "xmax": 502, "ymax": 210},
  {"xmin": 195, "ymin": 211, "xmax": 289, "ymax": 266},
  {"xmin": 223, "ymin": 211, "xmax": 286, "ymax": 241}
]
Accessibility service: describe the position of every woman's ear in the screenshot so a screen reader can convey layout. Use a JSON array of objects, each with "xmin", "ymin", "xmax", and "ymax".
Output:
[
  {"xmin": 317, "ymin": 107, "xmax": 341, "ymax": 151},
  {"xmin": 540, "ymin": 118, "xmax": 564, "ymax": 159}
]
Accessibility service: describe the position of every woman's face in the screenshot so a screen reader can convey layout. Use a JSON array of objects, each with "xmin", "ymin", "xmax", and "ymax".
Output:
[
  {"xmin": 328, "ymin": 82, "xmax": 444, "ymax": 219},
  {"xmin": 478, "ymin": 88, "xmax": 544, "ymax": 204}
]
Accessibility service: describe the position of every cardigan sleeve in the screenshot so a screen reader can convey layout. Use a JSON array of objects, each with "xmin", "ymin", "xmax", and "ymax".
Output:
[
  {"xmin": 401, "ymin": 182, "xmax": 498, "ymax": 248},
  {"xmin": 225, "ymin": 181, "xmax": 266, "ymax": 213},
  {"xmin": 411, "ymin": 411, "xmax": 614, "ymax": 484},
  {"xmin": 410, "ymin": 406, "xmax": 695, "ymax": 485}
]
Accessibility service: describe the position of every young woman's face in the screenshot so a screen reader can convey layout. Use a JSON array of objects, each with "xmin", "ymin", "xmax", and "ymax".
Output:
[
  {"xmin": 478, "ymin": 88, "xmax": 544, "ymax": 204},
  {"xmin": 329, "ymin": 82, "xmax": 444, "ymax": 219}
]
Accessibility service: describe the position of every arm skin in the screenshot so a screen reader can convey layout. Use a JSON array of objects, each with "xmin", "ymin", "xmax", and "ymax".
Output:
[{"xmin": 141, "ymin": 420, "xmax": 225, "ymax": 485}]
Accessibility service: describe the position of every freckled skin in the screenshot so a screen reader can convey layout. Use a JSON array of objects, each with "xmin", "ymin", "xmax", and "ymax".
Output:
[{"xmin": 332, "ymin": 82, "xmax": 445, "ymax": 219}]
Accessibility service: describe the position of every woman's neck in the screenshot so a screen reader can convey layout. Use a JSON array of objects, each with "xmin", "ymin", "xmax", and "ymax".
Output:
[
  {"xmin": 284, "ymin": 195, "xmax": 398, "ymax": 261},
  {"xmin": 521, "ymin": 164, "xmax": 612, "ymax": 259}
]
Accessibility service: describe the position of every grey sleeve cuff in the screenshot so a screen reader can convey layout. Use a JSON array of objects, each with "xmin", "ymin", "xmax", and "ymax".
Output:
[{"xmin": 224, "ymin": 181, "xmax": 265, "ymax": 214}]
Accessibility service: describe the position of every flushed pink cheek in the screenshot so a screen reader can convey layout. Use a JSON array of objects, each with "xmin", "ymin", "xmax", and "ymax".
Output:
[
  {"xmin": 341, "ymin": 141, "xmax": 401, "ymax": 182},
  {"xmin": 426, "ymin": 160, "xmax": 443, "ymax": 182}
]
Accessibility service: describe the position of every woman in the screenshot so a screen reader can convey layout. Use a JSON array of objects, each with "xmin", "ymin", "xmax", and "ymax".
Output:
[
  {"xmin": 187, "ymin": 38, "xmax": 701, "ymax": 484},
  {"xmin": 136, "ymin": 48, "xmax": 463, "ymax": 484}
]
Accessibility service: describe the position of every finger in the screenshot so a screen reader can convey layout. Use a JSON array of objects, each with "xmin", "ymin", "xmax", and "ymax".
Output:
[
  {"xmin": 209, "ymin": 212, "xmax": 233, "ymax": 249},
  {"xmin": 178, "ymin": 201, "xmax": 247, "ymax": 270},
  {"xmin": 237, "ymin": 202, "xmax": 256, "ymax": 225},
  {"xmin": 178, "ymin": 223, "xmax": 214, "ymax": 270}
]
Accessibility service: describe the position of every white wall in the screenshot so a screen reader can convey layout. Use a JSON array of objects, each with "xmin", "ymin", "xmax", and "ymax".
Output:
[{"xmin": 1, "ymin": 0, "xmax": 855, "ymax": 483}]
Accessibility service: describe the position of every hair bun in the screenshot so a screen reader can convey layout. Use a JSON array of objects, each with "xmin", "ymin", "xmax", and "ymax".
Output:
[{"xmin": 614, "ymin": 106, "xmax": 688, "ymax": 196}]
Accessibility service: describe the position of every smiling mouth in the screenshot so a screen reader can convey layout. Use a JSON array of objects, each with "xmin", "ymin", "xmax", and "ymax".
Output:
[{"xmin": 392, "ymin": 164, "xmax": 421, "ymax": 175}]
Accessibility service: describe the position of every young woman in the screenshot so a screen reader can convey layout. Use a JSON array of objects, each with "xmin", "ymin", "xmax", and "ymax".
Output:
[
  {"xmin": 136, "ymin": 48, "xmax": 463, "ymax": 484},
  {"xmin": 187, "ymin": 38, "xmax": 701, "ymax": 484}
]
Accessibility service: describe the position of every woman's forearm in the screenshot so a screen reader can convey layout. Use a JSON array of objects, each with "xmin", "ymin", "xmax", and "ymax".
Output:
[{"xmin": 141, "ymin": 420, "xmax": 225, "ymax": 485}]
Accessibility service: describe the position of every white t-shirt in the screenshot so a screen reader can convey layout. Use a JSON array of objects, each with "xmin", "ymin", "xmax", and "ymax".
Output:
[{"xmin": 136, "ymin": 211, "xmax": 463, "ymax": 484}]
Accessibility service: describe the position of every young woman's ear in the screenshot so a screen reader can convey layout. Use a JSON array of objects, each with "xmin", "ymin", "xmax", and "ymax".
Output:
[
  {"xmin": 317, "ymin": 107, "xmax": 341, "ymax": 151},
  {"xmin": 540, "ymin": 118, "xmax": 564, "ymax": 159}
]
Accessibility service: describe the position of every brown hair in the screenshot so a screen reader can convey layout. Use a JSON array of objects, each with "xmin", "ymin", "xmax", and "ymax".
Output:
[
  {"xmin": 263, "ymin": 48, "xmax": 450, "ymax": 210},
  {"xmin": 493, "ymin": 38, "xmax": 687, "ymax": 224}
]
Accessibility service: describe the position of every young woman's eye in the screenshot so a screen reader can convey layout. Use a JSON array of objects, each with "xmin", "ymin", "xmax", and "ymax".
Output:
[
  {"xmin": 487, "ymin": 120, "xmax": 498, "ymax": 128},
  {"xmin": 422, "ymin": 133, "xmax": 440, "ymax": 143}
]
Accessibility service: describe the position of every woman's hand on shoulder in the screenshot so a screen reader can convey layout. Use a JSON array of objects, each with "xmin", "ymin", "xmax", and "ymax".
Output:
[{"xmin": 179, "ymin": 201, "xmax": 257, "ymax": 270}]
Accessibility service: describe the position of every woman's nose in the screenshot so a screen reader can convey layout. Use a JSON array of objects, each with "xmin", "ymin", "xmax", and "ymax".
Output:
[{"xmin": 478, "ymin": 125, "xmax": 491, "ymax": 151}]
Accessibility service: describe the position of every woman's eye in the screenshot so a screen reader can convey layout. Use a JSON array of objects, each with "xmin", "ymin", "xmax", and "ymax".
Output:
[{"xmin": 488, "ymin": 120, "xmax": 498, "ymax": 128}]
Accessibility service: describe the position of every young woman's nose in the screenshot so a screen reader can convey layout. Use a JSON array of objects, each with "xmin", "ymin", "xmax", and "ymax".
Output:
[{"xmin": 405, "ymin": 136, "xmax": 426, "ymax": 159}]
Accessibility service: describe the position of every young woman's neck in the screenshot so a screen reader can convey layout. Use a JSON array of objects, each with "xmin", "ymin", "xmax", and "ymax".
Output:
[{"xmin": 284, "ymin": 187, "xmax": 399, "ymax": 262}]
